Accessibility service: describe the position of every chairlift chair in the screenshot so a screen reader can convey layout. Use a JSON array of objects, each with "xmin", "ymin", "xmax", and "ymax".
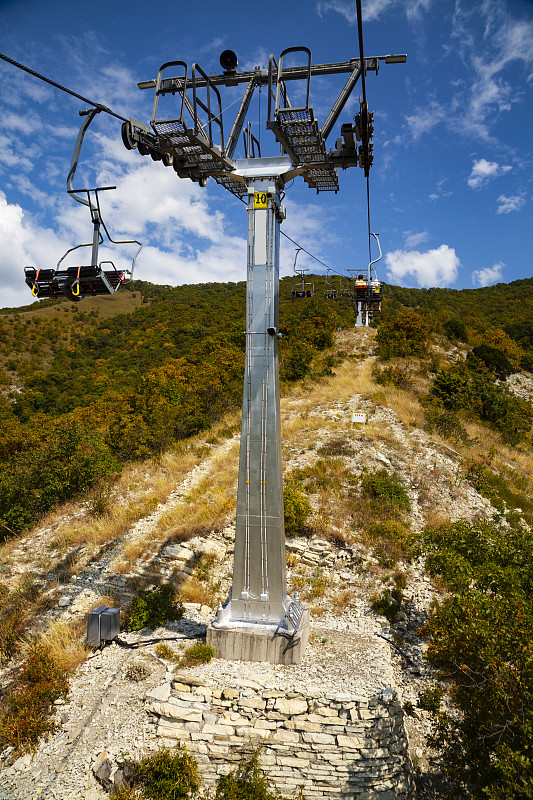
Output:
[
  {"xmin": 338, "ymin": 274, "xmax": 352, "ymax": 298},
  {"xmin": 324, "ymin": 269, "xmax": 337, "ymax": 300},
  {"xmin": 290, "ymin": 247, "xmax": 314, "ymax": 299},
  {"xmin": 25, "ymin": 108, "xmax": 142, "ymax": 302},
  {"xmin": 366, "ymin": 232, "xmax": 383, "ymax": 306}
]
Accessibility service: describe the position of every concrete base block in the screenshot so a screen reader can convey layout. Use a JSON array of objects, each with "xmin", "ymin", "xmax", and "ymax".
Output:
[{"xmin": 206, "ymin": 608, "xmax": 310, "ymax": 665}]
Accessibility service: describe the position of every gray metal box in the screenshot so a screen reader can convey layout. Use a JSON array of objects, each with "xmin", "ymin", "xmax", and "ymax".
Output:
[
  {"xmin": 100, "ymin": 608, "xmax": 120, "ymax": 642},
  {"xmin": 86, "ymin": 606, "xmax": 119, "ymax": 646}
]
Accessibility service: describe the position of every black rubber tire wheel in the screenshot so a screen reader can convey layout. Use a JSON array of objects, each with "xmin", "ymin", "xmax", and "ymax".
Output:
[{"xmin": 121, "ymin": 121, "xmax": 137, "ymax": 151}]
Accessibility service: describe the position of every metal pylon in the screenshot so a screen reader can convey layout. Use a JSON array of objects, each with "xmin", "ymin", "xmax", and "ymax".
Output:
[{"xmin": 214, "ymin": 163, "xmax": 292, "ymax": 632}]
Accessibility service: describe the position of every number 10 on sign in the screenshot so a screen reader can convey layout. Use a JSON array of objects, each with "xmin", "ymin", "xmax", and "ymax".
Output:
[{"xmin": 254, "ymin": 192, "xmax": 268, "ymax": 209}]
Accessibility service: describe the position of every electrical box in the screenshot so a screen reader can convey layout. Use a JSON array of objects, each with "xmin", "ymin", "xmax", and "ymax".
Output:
[{"xmin": 87, "ymin": 606, "xmax": 120, "ymax": 647}]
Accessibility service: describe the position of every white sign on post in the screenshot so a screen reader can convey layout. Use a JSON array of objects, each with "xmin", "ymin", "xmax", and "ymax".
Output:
[{"xmin": 352, "ymin": 412, "xmax": 367, "ymax": 425}]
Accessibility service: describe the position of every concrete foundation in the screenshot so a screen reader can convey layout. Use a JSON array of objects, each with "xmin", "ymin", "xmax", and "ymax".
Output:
[{"xmin": 206, "ymin": 607, "xmax": 310, "ymax": 665}]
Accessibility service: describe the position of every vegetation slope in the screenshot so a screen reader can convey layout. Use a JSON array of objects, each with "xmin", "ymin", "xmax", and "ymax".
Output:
[{"xmin": 1, "ymin": 275, "xmax": 533, "ymax": 798}]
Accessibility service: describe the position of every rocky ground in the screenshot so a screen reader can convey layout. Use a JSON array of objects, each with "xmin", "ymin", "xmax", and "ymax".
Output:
[{"xmin": 0, "ymin": 328, "xmax": 515, "ymax": 800}]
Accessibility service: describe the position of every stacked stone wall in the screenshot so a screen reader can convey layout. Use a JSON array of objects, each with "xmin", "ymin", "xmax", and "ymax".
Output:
[{"xmin": 147, "ymin": 674, "xmax": 412, "ymax": 799}]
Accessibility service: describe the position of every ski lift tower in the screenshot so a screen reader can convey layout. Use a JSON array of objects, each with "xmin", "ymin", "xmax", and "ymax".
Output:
[{"xmin": 125, "ymin": 45, "xmax": 405, "ymax": 664}]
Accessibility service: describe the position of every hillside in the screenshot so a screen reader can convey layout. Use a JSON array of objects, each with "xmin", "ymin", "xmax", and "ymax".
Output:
[{"xmin": 0, "ymin": 280, "xmax": 533, "ymax": 798}]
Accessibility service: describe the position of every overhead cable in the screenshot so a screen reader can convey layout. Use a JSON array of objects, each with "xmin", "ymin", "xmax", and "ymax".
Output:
[
  {"xmin": 0, "ymin": 52, "xmax": 129, "ymax": 123},
  {"xmin": 280, "ymin": 230, "xmax": 356, "ymax": 282}
]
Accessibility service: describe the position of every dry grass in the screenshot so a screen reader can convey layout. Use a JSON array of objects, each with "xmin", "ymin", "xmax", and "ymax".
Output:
[
  {"xmin": 177, "ymin": 576, "xmax": 215, "ymax": 607},
  {"xmin": 27, "ymin": 618, "xmax": 89, "ymax": 673},
  {"xmin": 110, "ymin": 440, "xmax": 239, "ymax": 575},
  {"xmin": 331, "ymin": 588, "xmax": 356, "ymax": 609},
  {"xmin": 157, "ymin": 442, "xmax": 239, "ymax": 541}
]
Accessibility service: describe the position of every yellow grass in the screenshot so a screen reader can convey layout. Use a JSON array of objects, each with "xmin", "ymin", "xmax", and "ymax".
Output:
[
  {"xmin": 109, "ymin": 440, "xmax": 240, "ymax": 574},
  {"xmin": 31, "ymin": 619, "xmax": 89, "ymax": 673},
  {"xmin": 178, "ymin": 576, "xmax": 215, "ymax": 607}
]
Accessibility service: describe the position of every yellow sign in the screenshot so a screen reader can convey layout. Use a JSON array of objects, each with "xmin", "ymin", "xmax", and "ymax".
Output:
[{"xmin": 254, "ymin": 192, "xmax": 268, "ymax": 209}]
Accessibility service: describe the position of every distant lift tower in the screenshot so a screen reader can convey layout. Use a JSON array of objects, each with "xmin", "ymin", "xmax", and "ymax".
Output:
[{"xmin": 124, "ymin": 46, "xmax": 405, "ymax": 663}]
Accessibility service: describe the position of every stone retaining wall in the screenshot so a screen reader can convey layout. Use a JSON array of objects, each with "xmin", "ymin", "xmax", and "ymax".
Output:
[{"xmin": 146, "ymin": 674, "xmax": 413, "ymax": 799}]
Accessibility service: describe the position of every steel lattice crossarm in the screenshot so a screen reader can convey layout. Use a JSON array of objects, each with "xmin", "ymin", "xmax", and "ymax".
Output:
[{"xmin": 122, "ymin": 48, "xmax": 406, "ymax": 197}]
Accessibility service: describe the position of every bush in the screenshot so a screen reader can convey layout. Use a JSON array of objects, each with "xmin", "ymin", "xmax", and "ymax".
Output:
[
  {"xmin": 360, "ymin": 468, "xmax": 411, "ymax": 511},
  {"xmin": 444, "ymin": 318, "xmax": 468, "ymax": 342},
  {"xmin": 0, "ymin": 420, "xmax": 117, "ymax": 535},
  {"xmin": 372, "ymin": 363, "xmax": 411, "ymax": 389},
  {"xmin": 111, "ymin": 745, "xmax": 292, "ymax": 800},
  {"xmin": 418, "ymin": 685, "xmax": 444, "ymax": 714},
  {"xmin": 179, "ymin": 642, "xmax": 214, "ymax": 667},
  {"xmin": 417, "ymin": 519, "xmax": 533, "ymax": 797},
  {"xmin": 376, "ymin": 309, "xmax": 430, "ymax": 359},
  {"xmin": 521, "ymin": 352, "xmax": 533, "ymax": 372},
  {"xmin": 468, "ymin": 344, "xmax": 515, "ymax": 379},
  {"xmin": 371, "ymin": 587, "xmax": 403, "ymax": 623},
  {"xmin": 283, "ymin": 486, "xmax": 311, "ymax": 536},
  {"xmin": 422, "ymin": 396, "xmax": 467, "ymax": 442},
  {"xmin": 127, "ymin": 584, "xmax": 184, "ymax": 631},
  {"xmin": 429, "ymin": 362, "xmax": 532, "ymax": 446},
  {"xmin": 112, "ymin": 746, "xmax": 200, "ymax": 800},
  {"xmin": 215, "ymin": 747, "xmax": 284, "ymax": 800},
  {"xmin": 431, "ymin": 363, "xmax": 471, "ymax": 410},
  {"xmin": 366, "ymin": 520, "xmax": 413, "ymax": 566},
  {"xmin": 0, "ymin": 643, "xmax": 69, "ymax": 753}
]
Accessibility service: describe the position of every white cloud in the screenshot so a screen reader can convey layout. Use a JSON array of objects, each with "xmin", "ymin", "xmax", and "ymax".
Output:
[
  {"xmin": 467, "ymin": 158, "xmax": 512, "ymax": 189},
  {"xmin": 0, "ymin": 190, "xmax": 73, "ymax": 309},
  {"xmin": 496, "ymin": 193, "xmax": 526, "ymax": 214},
  {"xmin": 472, "ymin": 262, "xmax": 504, "ymax": 286},
  {"xmin": 428, "ymin": 178, "xmax": 452, "ymax": 202},
  {"xmin": 0, "ymin": 133, "xmax": 33, "ymax": 172},
  {"xmin": 385, "ymin": 244, "xmax": 460, "ymax": 287},
  {"xmin": 315, "ymin": 0, "xmax": 432, "ymax": 23},
  {"xmin": 403, "ymin": 230, "xmax": 429, "ymax": 248},
  {"xmin": 452, "ymin": 1, "xmax": 533, "ymax": 140},
  {"xmin": 405, "ymin": 102, "xmax": 446, "ymax": 140},
  {"xmin": 1, "ymin": 110, "xmax": 43, "ymax": 136}
]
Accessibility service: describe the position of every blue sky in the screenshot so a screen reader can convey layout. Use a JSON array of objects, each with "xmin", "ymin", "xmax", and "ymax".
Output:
[{"xmin": 0, "ymin": 0, "xmax": 532, "ymax": 309}]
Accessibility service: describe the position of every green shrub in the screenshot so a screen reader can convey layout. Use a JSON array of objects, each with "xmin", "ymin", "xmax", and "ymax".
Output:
[
  {"xmin": 371, "ymin": 587, "xmax": 403, "ymax": 623},
  {"xmin": 418, "ymin": 685, "xmax": 444, "ymax": 714},
  {"xmin": 283, "ymin": 486, "xmax": 311, "ymax": 536},
  {"xmin": 376, "ymin": 309, "xmax": 430, "ymax": 359},
  {"xmin": 0, "ymin": 420, "xmax": 117, "ymax": 536},
  {"xmin": 468, "ymin": 344, "xmax": 515, "ymax": 379},
  {"xmin": 463, "ymin": 460, "xmax": 533, "ymax": 527},
  {"xmin": 215, "ymin": 747, "xmax": 284, "ymax": 800},
  {"xmin": 360, "ymin": 468, "xmax": 411, "ymax": 511},
  {"xmin": 113, "ymin": 746, "xmax": 200, "ymax": 800},
  {"xmin": 421, "ymin": 396, "xmax": 467, "ymax": 442},
  {"xmin": 0, "ymin": 643, "xmax": 69, "ymax": 753},
  {"xmin": 429, "ymin": 362, "xmax": 532, "ymax": 445},
  {"xmin": 179, "ymin": 642, "xmax": 214, "ymax": 667},
  {"xmin": 366, "ymin": 521, "xmax": 413, "ymax": 567},
  {"xmin": 417, "ymin": 518, "xmax": 533, "ymax": 797},
  {"xmin": 520, "ymin": 351, "xmax": 533, "ymax": 372},
  {"xmin": 127, "ymin": 584, "xmax": 184, "ymax": 631},
  {"xmin": 444, "ymin": 318, "xmax": 468, "ymax": 342},
  {"xmin": 372, "ymin": 363, "xmax": 411, "ymax": 389}
]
